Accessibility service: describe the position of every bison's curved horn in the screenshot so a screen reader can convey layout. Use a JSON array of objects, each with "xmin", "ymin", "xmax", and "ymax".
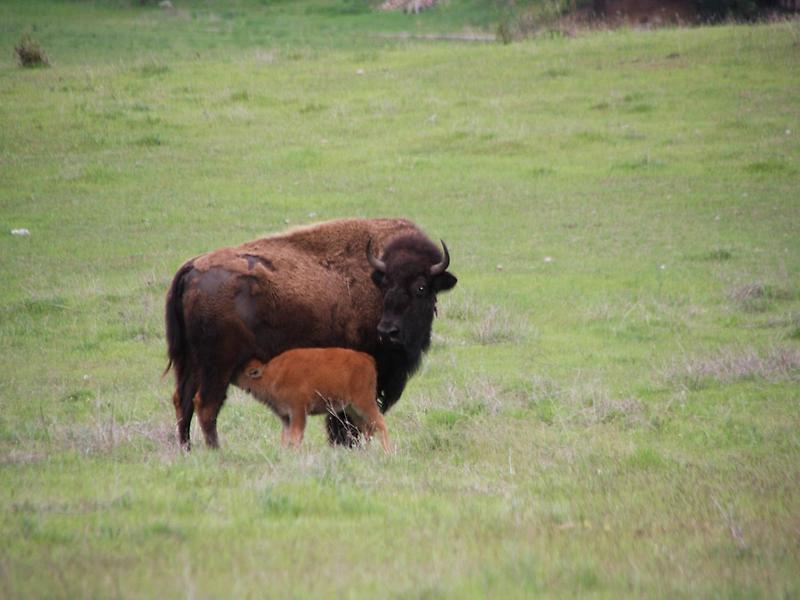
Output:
[
  {"xmin": 366, "ymin": 239, "xmax": 386, "ymax": 273},
  {"xmin": 430, "ymin": 240, "xmax": 450, "ymax": 276}
]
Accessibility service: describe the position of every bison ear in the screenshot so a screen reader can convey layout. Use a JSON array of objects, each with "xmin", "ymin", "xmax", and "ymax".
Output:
[
  {"xmin": 432, "ymin": 272, "xmax": 457, "ymax": 293},
  {"xmin": 371, "ymin": 270, "xmax": 384, "ymax": 286}
]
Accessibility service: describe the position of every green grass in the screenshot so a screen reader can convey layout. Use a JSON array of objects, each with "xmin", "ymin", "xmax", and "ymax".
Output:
[{"xmin": 1, "ymin": 1, "xmax": 799, "ymax": 596}]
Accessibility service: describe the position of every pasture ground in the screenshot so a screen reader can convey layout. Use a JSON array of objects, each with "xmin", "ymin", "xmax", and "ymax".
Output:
[{"xmin": 1, "ymin": 1, "xmax": 799, "ymax": 596}]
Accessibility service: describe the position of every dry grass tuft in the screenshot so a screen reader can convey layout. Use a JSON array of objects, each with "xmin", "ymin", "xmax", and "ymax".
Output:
[
  {"xmin": 14, "ymin": 34, "xmax": 50, "ymax": 68},
  {"xmin": 253, "ymin": 49, "xmax": 278, "ymax": 64},
  {"xmin": 439, "ymin": 294, "xmax": 534, "ymax": 345},
  {"xmin": 55, "ymin": 417, "xmax": 177, "ymax": 458},
  {"xmin": 730, "ymin": 282, "xmax": 767, "ymax": 302},
  {"xmin": 438, "ymin": 292, "xmax": 483, "ymax": 322},
  {"xmin": 414, "ymin": 376, "xmax": 503, "ymax": 416},
  {"xmin": 473, "ymin": 305, "xmax": 533, "ymax": 345},
  {"xmin": 378, "ymin": 0, "xmax": 437, "ymax": 13},
  {"xmin": 530, "ymin": 375, "xmax": 646, "ymax": 427},
  {"xmin": 667, "ymin": 346, "xmax": 800, "ymax": 389},
  {"xmin": 416, "ymin": 373, "xmax": 647, "ymax": 427},
  {"xmin": 1, "ymin": 450, "xmax": 48, "ymax": 466},
  {"xmin": 448, "ymin": 377, "xmax": 503, "ymax": 415},
  {"xmin": 728, "ymin": 281, "xmax": 796, "ymax": 313},
  {"xmin": 583, "ymin": 295, "xmax": 705, "ymax": 332}
]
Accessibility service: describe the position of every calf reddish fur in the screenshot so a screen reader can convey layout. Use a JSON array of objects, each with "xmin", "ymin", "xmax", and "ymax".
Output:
[
  {"xmin": 165, "ymin": 218, "xmax": 455, "ymax": 449},
  {"xmin": 235, "ymin": 348, "xmax": 389, "ymax": 452}
]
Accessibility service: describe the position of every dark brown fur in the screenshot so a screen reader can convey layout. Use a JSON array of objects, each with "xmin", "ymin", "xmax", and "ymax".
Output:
[
  {"xmin": 165, "ymin": 218, "xmax": 456, "ymax": 449},
  {"xmin": 235, "ymin": 348, "xmax": 389, "ymax": 452}
]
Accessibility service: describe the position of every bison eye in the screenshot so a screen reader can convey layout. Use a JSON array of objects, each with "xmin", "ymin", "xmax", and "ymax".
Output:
[{"xmin": 415, "ymin": 284, "xmax": 427, "ymax": 297}]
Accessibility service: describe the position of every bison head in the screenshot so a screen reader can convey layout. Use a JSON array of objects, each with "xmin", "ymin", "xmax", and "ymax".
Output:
[{"xmin": 367, "ymin": 234, "xmax": 457, "ymax": 363}]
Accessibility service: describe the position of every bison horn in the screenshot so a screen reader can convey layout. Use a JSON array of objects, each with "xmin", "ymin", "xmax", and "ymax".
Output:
[
  {"xmin": 366, "ymin": 239, "xmax": 386, "ymax": 273},
  {"xmin": 430, "ymin": 240, "xmax": 450, "ymax": 276}
]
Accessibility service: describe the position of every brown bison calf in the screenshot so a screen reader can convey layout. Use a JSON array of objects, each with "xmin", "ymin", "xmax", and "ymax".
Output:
[{"xmin": 234, "ymin": 348, "xmax": 390, "ymax": 452}]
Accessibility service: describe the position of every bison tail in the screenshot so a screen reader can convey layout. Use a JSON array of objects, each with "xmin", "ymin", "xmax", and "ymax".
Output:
[{"xmin": 163, "ymin": 261, "xmax": 194, "ymax": 378}]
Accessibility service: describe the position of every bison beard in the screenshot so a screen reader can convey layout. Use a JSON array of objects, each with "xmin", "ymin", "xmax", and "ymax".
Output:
[{"xmin": 164, "ymin": 218, "xmax": 457, "ymax": 449}]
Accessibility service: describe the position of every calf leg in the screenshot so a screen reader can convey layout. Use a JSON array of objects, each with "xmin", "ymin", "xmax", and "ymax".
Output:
[
  {"xmin": 279, "ymin": 415, "xmax": 291, "ymax": 447},
  {"xmin": 350, "ymin": 400, "xmax": 391, "ymax": 454},
  {"xmin": 285, "ymin": 410, "xmax": 306, "ymax": 448},
  {"xmin": 365, "ymin": 413, "xmax": 391, "ymax": 454}
]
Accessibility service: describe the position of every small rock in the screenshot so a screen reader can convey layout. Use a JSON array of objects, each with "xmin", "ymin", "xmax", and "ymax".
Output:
[
  {"xmin": 496, "ymin": 264, "xmax": 503, "ymax": 272},
  {"xmin": 283, "ymin": 218, "xmax": 291, "ymax": 225},
  {"xmin": 159, "ymin": 0, "xmax": 173, "ymax": 9},
  {"xmin": 543, "ymin": 256, "xmax": 553, "ymax": 263},
  {"xmin": 11, "ymin": 228, "xmax": 30, "ymax": 237},
  {"xmin": 356, "ymin": 68, "xmax": 365, "ymax": 76}
]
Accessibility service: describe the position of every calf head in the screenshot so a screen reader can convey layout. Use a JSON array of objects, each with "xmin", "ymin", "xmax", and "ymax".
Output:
[{"xmin": 368, "ymin": 234, "xmax": 457, "ymax": 362}]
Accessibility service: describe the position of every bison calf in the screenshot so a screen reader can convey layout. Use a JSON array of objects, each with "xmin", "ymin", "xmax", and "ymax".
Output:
[{"xmin": 234, "ymin": 348, "xmax": 390, "ymax": 452}]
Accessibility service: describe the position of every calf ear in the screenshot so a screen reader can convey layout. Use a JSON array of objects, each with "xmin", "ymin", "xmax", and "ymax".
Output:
[{"xmin": 432, "ymin": 272, "xmax": 457, "ymax": 293}]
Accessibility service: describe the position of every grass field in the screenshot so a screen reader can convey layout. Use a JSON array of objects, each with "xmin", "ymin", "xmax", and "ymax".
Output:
[{"xmin": 1, "ymin": 1, "xmax": 799, "ymax": 597}]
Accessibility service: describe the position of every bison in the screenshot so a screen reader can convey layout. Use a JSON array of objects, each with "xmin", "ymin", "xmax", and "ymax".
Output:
[
  {"xmin": 165, "ymin": 218, "xmax": 457, "ymax": 449},
  {"xmin": 235, "ymin": 348, "xmax": 390, "ymax": 452}
]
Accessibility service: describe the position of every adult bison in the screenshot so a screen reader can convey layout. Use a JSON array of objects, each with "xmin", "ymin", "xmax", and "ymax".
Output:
[{"xmin": 164, "ymin": 218, "xmax": 457, "ymax": 449}]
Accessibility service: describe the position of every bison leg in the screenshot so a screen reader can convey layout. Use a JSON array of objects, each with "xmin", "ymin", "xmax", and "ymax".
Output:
[
  {"xmin": 172, "ymin": 373, "xmax": 198, "ymax": 450},
  {"xmin": 195, "ymin": 376, "xmax": 230, "ymax": 449},
  {"xmin": 172, "ymin": 390, "xmax": 195, "ymax": 450},
  {"xmin": 325, "ymin": 412, "xmax": 361, "ymax": 448}
]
